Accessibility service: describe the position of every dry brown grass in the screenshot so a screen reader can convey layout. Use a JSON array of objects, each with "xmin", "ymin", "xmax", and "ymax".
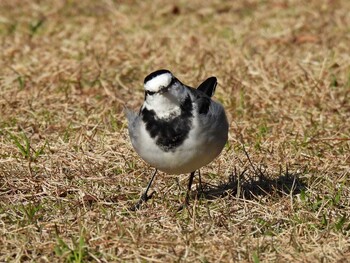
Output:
[{"xmin": 1, "ymin": 0, "xmax": 350, "ymax": 262}]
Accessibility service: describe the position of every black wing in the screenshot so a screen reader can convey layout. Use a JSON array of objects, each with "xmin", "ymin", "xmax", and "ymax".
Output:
[{"xmin": 197, "ymin": 77, "xmax": 217, "ymax": 97}]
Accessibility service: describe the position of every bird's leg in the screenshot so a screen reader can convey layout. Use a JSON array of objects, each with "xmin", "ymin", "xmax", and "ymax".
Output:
[
  {"xmin": 177, "ymin": 171, "xmax": 196, "ymax": 211},
  {"xmin": 130, "ymin": 169, "xmax": 157, "ymax": 211}
]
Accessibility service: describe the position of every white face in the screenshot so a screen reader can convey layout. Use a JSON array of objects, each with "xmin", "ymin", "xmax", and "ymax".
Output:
[
  {"xmin": 144, "ymin": 72, "xmax": 173, "ymax": 92},
  {"xmin": 143, "ymin": 72, "xmax": 187, "ymax": 119}
]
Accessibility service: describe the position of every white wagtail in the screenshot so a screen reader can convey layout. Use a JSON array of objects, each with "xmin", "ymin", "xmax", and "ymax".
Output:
[{"xmin": 126, "ymin": 69, "xmax": 229, "ymax": 210}]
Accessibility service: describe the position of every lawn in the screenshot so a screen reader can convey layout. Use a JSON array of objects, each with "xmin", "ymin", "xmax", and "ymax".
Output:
[{"xmin": 0, "ymin": 0, "xmax": 349, "ymax": 262}]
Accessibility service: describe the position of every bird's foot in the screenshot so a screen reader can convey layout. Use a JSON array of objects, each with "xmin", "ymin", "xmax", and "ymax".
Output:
[
  {"xmin": 130, "ymin": 191, "xmax": 155, "ymax": 211},
  {"xmin": 176, "ymin": 196, "xmax": 190, "ymax": 212}
]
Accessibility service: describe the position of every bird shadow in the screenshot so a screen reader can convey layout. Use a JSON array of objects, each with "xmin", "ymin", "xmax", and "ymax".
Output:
[
  {"xmin": 195, "ymin": 147, "xmax": 307, "ymax": 201},
  {"xmin": 197, "ymin": 165, "xmax": 307, "ymax": 201}
]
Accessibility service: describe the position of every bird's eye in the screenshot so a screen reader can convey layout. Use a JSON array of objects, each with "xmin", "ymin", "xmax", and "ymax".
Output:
[{"xmin": 146, "ymin": 90, "xmax": 156, "ymax": 96}]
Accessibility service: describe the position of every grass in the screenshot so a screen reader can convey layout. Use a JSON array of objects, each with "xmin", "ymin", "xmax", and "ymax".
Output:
[{"xmin": 0, "ymin": 0, "xmax": 350, "ymax": 262}]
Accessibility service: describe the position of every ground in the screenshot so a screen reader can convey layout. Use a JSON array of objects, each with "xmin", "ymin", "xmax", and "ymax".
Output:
[{"xmin": 0, "ymin": 0, "xmax": 350, "ymax": 262}]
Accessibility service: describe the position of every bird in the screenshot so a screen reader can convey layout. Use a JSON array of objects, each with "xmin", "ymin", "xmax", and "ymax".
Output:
[{"xmin": 125, "ymin": 69, "xmax": 229, "ymax": 210}]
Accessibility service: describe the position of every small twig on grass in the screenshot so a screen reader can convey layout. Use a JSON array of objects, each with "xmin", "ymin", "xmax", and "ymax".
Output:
[{"xmin": 242, "ymin": 143, "xmax": 265, "ymax": 179}]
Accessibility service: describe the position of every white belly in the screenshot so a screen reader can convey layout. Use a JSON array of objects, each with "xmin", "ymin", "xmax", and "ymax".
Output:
[{"xmin": 131, "ymin": 115, "xmax": 227, "ymax": 174}]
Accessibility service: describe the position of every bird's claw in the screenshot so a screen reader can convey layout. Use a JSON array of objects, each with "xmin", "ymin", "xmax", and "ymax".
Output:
[
  {"xmin": 177, "ymin": 198, "xmax": 190, "ymax": 212},
  {"xmin": 130, "ymin": 191, "xmax": 155, "ymax": 211}
]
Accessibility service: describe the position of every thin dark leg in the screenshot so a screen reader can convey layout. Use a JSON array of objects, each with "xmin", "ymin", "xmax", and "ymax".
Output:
[
  {"xmin": 185, "ymin": 171, "xmax": 196, "ymax": 204},
  {"xmin": 130, "ymin": 169, "xmax": 157, "ymax": 211},
  {"xmin": 177, "ymin": 171, "xmax": 196, "ymax": 211}
]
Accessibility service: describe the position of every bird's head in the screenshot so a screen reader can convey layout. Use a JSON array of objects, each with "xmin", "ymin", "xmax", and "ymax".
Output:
[
  {"xmin": 142, "ymin": 69, "xmax": 189, "ymax": 117},
  {"xmin": 143, "ymin": 69, "xmax": 177, "ymax": 95}
]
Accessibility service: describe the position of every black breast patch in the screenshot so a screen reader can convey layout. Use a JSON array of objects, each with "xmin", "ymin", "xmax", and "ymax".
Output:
[{"xmin": 141, "ymin": 95, "xmax": 193, "ymax": 152}]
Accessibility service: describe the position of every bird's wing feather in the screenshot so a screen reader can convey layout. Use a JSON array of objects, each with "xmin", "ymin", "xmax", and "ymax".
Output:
[
  {"xmin": 124, "ymin": 107, "xmax": 137, "ymax": 124},
  {"xmin": 124, "ymin": 107, "xmax": 140, "ymax": 141},
  {"xmin": 195, "ymin": 95, "xmax": 211, "ymax": 114},
  {"xmin": 189, "ymin": 86, "xmax": 212, "ymax": 115},
  {"xmin": 189, "ymin": 86, "xmax": 228, "ymax": 133}
]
